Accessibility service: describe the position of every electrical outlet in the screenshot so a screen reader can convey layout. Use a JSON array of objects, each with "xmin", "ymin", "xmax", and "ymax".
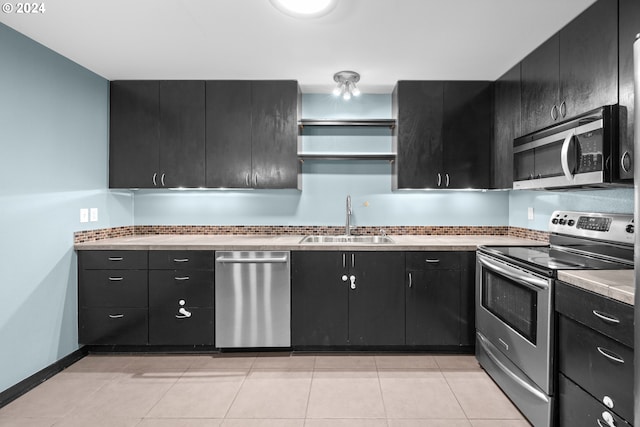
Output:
[
  {"xmin": 528, "ymin": 207, "xmax": 534, "ymax": 221},
  {"xmin": 80, "ymin": 208, "xmax": 89, "ymax": 223},
  {"xmin": 90, "ymin": 208, "xmax": 98, "ymax": 222}
]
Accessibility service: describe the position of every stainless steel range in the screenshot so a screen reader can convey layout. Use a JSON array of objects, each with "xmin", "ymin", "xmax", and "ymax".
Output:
[{"xmin": 476, "ymin": 211, "xmax": 634, "ymax": 427}]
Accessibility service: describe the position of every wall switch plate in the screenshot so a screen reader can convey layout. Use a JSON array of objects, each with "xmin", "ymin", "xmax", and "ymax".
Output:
[
  {"xmin": 90, "ymin": 208, "xmax": 98, "ymax": 222},
  {"xmin": 528, "ymin": 207, "xmax": 534, "ymax": 221},
  {"xmin": 80, "ymin": 208, "xmax": 89, "ymax": 223}
]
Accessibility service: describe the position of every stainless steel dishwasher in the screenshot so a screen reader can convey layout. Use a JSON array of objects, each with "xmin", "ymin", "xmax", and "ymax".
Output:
[{"xmin": 214, "ymin": 251, "xmax": 291, "ymax": 348}]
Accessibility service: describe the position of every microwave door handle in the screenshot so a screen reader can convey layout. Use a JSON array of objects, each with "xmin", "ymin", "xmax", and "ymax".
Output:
[{"xmin": 560, "ymin": 130, "xmax": 576, "ymax": 181}]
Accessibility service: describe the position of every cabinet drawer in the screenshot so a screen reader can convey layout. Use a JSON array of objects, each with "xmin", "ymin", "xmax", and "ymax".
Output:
[
  {"xmin": 556, "ymin": 280, "xmax": 634, "ymax": 347},
  {"xmin": 149, "ymin": 250, "xmax": 214, "ymax": 270},
  {"xmin": 558, "ymin": 374, "xmax": 631, "ymax": 427},
  {"xmin": 406, "ymin": 252, "xmax": 460, "ymax": 270},
  {"xmin": 79, "ymin": 250, "xmax": 148, "ymax": 270},
  {"xmin": 149, "ymin": 307, "xmax": 214, "ymax": 345},
  {"xmin": 559, "ymin": 315, "xmax": 634, "ymax": 422},
  {"xmin": 149, "ymin": 270, "xmax": 214, "ymax": 307},
  {"xmin": 79, "ymin": 270, "xmax": 147, "ymax": 307},
  {"xmin": 79, "ymin": 308, "xmax": 148, "ymax": 345}
]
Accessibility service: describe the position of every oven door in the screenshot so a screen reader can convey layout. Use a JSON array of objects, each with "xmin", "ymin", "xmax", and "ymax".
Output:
[{"xmin": 475, "ymin": 252, "xmax": 553, "ymax": 393}]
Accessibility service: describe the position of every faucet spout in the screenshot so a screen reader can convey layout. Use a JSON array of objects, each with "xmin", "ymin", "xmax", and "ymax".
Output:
[{"xmin": 345, "ymin": 195, "xmax": 352, "ymax": 236}]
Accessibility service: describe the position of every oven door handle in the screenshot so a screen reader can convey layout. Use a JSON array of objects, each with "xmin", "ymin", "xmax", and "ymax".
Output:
[
  {"xmin": 478, "ymin": 255, "xmax": 549, "ymax": 291},
  {"xmin": 477, "ymin": 332, "xmax": 550, "ymax": 403}
]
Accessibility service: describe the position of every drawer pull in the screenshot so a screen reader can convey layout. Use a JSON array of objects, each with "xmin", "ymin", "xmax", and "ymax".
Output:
[
  {"xmin": 600, "ymin": 411, "xmax": 616, "ymax": 427},
  {"xmin": 602, "ymin": 396, "xmax": 614, "ymax": 409},
  {"xmin": 108, "ymin": 257, "xmax": 124, "ymax": 261},
  {"xmin": 174, "ymin": 276, "xmax": 190, "ymax": 281},
  {"xmin": 425, "ymin": 259, "xmax": 440, "ymax": 263},
  {"xmin": 108, "ymin": 277, "xmax": 124, "ymax": 281},
  {"xmin": 108, "ymin": 314, "xmax": 124, "ymax": 319},
  {"xmin": 596, "ymin": 347, "xmax": 624, "ymax": 364},
  {"xmin": 592, "ymin": 310, "xmax": 620, "ymax": 324},
  {"xmin": 173, "ymin": 258, "xmax": 189, "ymax": 263}
]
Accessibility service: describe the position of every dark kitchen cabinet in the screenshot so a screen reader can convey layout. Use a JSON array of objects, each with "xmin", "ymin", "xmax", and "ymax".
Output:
[
  {"xmin": 392, "ymin": 81, "xmax": 492, "ymax": 189},
  {"xmin": 556, "ymin": 281, "xmax": 634, "ymax": 426},
  {"xmin": 78, "ymin": 250, "xmax": 149, "ymax": 345},
  {"xmin": 109, "ymin": 80, "xmax": 206, "ymax": 188},
  {"xmin": 291, "ymin": 251, "xmax": 405, "ymax": 347},
  {"xmin": 492, "ymin": 64, "xmax": 521, "ymax": 189},
  {"xmin": 206, "ymin": 80, "xmax": 300, "ymax": 189},
  {"xmin": 148, "ymin": 251, "xmax": 214, "ymax": 345},
  {"xmin": 521, "ymin": 0, "xmax": 618, "ymax": 135},
  {"xmin": 405, "ymin": 252, "xmax": 475, "ymax": 348},
  {"xmin": 618, "ymin": 0, "xmax": 640, "ymax": 180}
]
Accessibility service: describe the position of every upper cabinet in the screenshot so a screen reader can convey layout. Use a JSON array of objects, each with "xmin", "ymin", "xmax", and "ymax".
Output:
[
  {"xmin": 521, "ymin": 0, "xmax": 618, "ymax": 135},
  {"xmin": 618, "ymin": 0, "xmax": 639, "ymax": 180},
  {"xmin": 110, "ymin": 80, "xmax": 206, "ymax": 188},
  {"xmin": 392, "ymin": 80, "xmax": 492, "ymax": 189},
  {"xmin": 492, "ymin": 64, "xmax": 521, "ymax": 189},
  {"xmin": 110, "ymin": 80, "xmax": 299, "ymax": 189}
]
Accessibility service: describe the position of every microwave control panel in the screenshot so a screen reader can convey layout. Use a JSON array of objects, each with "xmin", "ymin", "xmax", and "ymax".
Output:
[{"xmin": 575, "ymin": 131, "xmax": 603, "ymax": 173}]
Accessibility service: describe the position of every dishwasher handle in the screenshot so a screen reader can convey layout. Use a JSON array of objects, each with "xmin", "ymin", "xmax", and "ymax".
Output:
[{"xmin": 215, "ymin": 255, "xmax": 289, "ymax": 264}]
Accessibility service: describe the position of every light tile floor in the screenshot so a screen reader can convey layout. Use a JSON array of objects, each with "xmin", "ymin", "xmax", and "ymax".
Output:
[{"xmin": 0, "ymin": 353, "xmax": 531, "ymax": 427}]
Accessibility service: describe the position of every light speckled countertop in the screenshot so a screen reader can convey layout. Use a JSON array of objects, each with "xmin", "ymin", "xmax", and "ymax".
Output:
[
  {"xmin": 74, "ymin": 234, "xmax": 544, "ymax": 251},
  {"xmin": 558, "ymin": 270, "xmax": 635, "ymax": 305}
]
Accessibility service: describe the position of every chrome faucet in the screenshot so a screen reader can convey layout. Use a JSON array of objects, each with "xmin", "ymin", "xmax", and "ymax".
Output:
[{"xmin": 345, "ymin": 195, "xmax": 352, "ymax": 236}]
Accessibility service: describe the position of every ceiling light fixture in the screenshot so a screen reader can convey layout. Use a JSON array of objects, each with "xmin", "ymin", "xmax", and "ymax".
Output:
[
  {"xmin": 269, "ymin": 0, "xmax": 338, "ymax": 18},
  {"xmin": 332, "ymin": 70, "xmax": 361, "ymax": 101}
]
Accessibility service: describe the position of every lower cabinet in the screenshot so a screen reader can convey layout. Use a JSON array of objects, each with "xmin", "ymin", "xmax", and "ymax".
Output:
[
  {"xmin": 405, "ymin": 252, "xmax": 475, "ymax": 347},
  {"xmin": 556, "ymin": 281, "xmax": 634, "ymax": 426},
  {"xmin": 148, "ymin": 251, "xmax": 215, "ymax": 345},
  {"xmin": 291, "ymin": 251, "xmax": 405, "ymax": 347},
  {"xmin": 78, "ymin": 250, "xmax": 149, "ymax": 345}
]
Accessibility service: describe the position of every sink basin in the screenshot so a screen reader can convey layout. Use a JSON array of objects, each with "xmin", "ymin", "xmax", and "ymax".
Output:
[{"xmin": 299, "ymin": 235, "xmax": 395, "ymax": 244}]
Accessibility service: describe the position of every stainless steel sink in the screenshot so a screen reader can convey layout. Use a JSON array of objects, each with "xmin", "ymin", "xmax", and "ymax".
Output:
[{"xmin": 299, "ymin": 235, "xmax": 395, "ymax": 244}]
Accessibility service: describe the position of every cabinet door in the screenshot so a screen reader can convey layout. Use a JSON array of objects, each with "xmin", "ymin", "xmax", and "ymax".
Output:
[
  {"xmin": 158, "ymin": 81, "xmax": 206, "ymax": 188},
  {"xmin": 149, "ymin": 306, "xmax": 214, "ymax": 345},
  {"xmin": 79, "ymin": 308, "xmax": 148, "ymax": 345},
  {"xmin": 205, "ymin": 81, "xmax": 253, "ymax": 188},
  {"xmin": 459, "ymin": 252, "xmax": 476, "ymax": 346},
  {"xmin": 618, "ymin": 0, "xmax": 639, "ymax": 180},
  {"xmin": 109, "ymin": 81, "xmax": 159, "ymax": 188},
  {"xmin": 521, "ymin": 34, "xmax": 560, "ymax": 135},
  {"xmin": 443, "ymin": 81, "xmax": 492, "ymax": 189},
  {"xmin": 493, "ymin": 64, "xmax": 521, "ymax": 189},
  {"xmin": 291, "ymin": 251, "xmax": 348, "ymax": 346},
  {"xmin": 349, "ymin": 252, "xmax": 405, "ymax": 346},
  {"xmin": 406, "ymin": 270, "xmax": 460, "ymax": 346},
  {"xmin": 251, "ymin": 81, "xmax": 299, "ymax": 189},
  {"xmin": 393, "ymin": 81, "xmax": 444, "ymax": 189},
  {"xmin": 559, "ymin": 0, "xmax": 617, "ymax": 121}
]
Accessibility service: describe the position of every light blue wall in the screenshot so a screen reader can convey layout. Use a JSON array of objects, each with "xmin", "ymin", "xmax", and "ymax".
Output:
[
  {"xmin": 509, "ymin": 188, "xmax": 634, "ymax": 230},
  {"xmin": 133, "ymin": 94, "xmax": 510, "ymax": 226},
  {"xmin": 0, "ymin": 23, "xmax": 133, "ymax": 394}
]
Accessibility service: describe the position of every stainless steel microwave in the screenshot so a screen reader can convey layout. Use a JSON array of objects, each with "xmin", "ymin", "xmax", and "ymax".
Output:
[{"xmin": 513, "ymin": 105, "xmax": 630, "ymax": 190}]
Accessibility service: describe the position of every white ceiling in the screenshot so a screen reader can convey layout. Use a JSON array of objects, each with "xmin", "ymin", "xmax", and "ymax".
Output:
[{"xmin": 1, "ymin": 0, "xmax": 597, "ymax": 93}]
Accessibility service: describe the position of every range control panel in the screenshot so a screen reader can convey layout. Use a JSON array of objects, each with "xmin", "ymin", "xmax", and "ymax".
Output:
[{"xmin": 549, "ymin": 211, "xmax": 634, "ymax": 244}]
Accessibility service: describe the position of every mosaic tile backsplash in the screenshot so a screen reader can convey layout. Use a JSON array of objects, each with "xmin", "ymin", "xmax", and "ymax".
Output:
[{"xmin": 74, "ymin": 225, "xmax": 549, "ymax": 244}]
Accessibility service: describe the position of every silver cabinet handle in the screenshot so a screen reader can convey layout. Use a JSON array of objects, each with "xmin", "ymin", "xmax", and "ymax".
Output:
[
  {"xmin": 108, "ymin": 257, "xmax": 123, "ymax": 261},
  {"xmin": 351, "ymin": 253, "xmax": 355, "ymax": 268},
  {"xmin": 245, "ymin": 173, "xmax": 250, "ymax": 187},
  {"xmin": 596, "ymin": 347, "xmax": 624, "ymax": 364},
  {"xmin": 342, "ymin": 253, "xmax": 346, "ymax": 268},
  {"xmin": 173, "ymin": 258, "xmax": 189, "ymax": 263},
  {"xmin": 349, "ymin": 275, "xmax": 356, "ymax": 289},
  {"xmin": 425, "ymin": 259, "xmax": 440, "ymax": 263},
  {"xmin": 437, "ymin": 173, "xmax": 442, "ymax": 187},
  {"xmin": 108, "ymin": 314, "xmax": 124, "ymax": 319},
  {"xmin": 153, "ymin": 172, "xmax": 157, "ymax": 186},
  {"xmin": 408, "ymin": 272, "xmax": 412, "ymax": 288},
  {"xmin": 560, "ymin": 100, "xmax": 567, "ymax": 118},
  {"xmin": 174, "ymin": 276, "xmax": 190, "ymax": 281},
  {"xmin": 161, "ymin": 173, "xmax": 166, "ymax": 186},
  {"xmin": 254, "ymin": 174, "xmax": 258, "ymax": 187},
  {"xmin": 108, "ymin": 277, "xmax": 123, "ymax": 281},
  {"xmin": 592, "ymin": 310, "xmax": 620, "ymax": 324},
  {"xmin": 551, "ymin": 104, "xmax": 559, "ymax": 121},
  {"xmin": 620, "ymin": 151, "xmax": 631, "ymax": 173},
  {"xmin": 445, "ymin": 173, "xmax": 450, "ymax": 187}
]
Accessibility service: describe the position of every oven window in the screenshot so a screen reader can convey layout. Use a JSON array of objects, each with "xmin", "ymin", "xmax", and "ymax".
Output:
[{"xmin": 482, "ymin": 269, "xmax": 537, "ymax": 344}]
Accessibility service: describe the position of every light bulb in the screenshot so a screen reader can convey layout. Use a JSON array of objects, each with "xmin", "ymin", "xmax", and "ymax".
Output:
[
  {"xmin": 332, "ymin": 85, "xmax": 342, "ymax": 97},
  {"xmin": 343, "ymin": 90, "xmax": 351, "ymax": 101},
  {"xmin": 351, "ymin": 84, "xmax": 361, "ymax": 97}
]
